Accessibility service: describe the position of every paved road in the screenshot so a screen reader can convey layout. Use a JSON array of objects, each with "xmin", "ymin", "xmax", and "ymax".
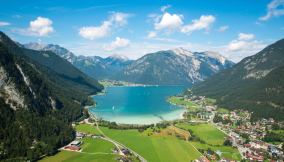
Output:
[
  {"xmin": 89, "ymin": 115, "xmax": 148, "ymax": 162},
  {"xmin": 213, "ymin": 123, "xmax": 246, "ymax": 159}
]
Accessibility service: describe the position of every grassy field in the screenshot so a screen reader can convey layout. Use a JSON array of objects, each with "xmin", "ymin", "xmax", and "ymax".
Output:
[
  {"xmin": 75, "ymin": 124, "xmax": 102, "ymax": 135},
  {"xmin": 40, "ymin": 137, "xmax": 118, "ymax": 162},
  {"xmin": 176, "ymin": 123, "xmax": 226, "ymax": 145},
  {"xmin": 190, "ymin": 142, "xmax": 241, "ymax": 160},
  {"xmin": 81, "ymin": 137, "xmax": 115, "ymax": 153},
  {"xmin": 175, "ymin": 123, "xmax": 241, "ymax": 160},
  {"xmin": 167, "ymin": 96, "xmax": 199, "ymax": 112},
  {"xmin": 40, "ymin": 151, "xmax": 118, "ymax": 162},
  {"xmin": 100, "ymin": 126, "xmax": 201, "ymax": 162}
]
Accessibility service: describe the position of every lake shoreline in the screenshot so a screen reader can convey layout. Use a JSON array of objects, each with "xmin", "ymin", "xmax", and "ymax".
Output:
[{"xmin": 88, "ymin": 86, "xmax": 188, "ymax": 125}]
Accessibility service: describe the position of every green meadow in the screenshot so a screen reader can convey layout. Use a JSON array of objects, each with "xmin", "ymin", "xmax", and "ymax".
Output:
[
  {"xmin": 175, "ymin": 123, "xmax": 226, "ymax": 145},
  {"xmin": 81, "ymin": 137, "xmax": 114, "ymax": 153},
  {"xmin": 190, "ymin": 141, "xmax": 241, "ymax": 160},
  {"xmin": 75, "ymin": 123, "xmax": 102, "ymax": 135},
  {"xmin": 167, "ymin": 96, "xmax": 200, "ymax": 112},
  {"xmin": 40, "ymin": 151, "xmax": 118, "ymax": 162},
  {"xmin": 175, "ymin": 123, "xmax": 241, "ymax": 160},
  {"xmin": 100, "ymin": 127, "xmax": 201, "ymax": 162}
]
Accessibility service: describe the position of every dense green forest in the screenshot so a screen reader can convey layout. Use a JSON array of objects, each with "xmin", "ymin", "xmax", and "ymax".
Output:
[{"xmin": 0, "ymin": 32, "xmax": 103, "ymax": 161}]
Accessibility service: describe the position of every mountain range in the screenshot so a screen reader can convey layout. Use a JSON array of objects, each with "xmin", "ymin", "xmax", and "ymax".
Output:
[
  {"xmin": 192, "ymin": 38, "xmax": 284, "ymax": 120},
  {"xmin": 118, "ymin": 48, "xmax": 234, "ymax": 85},
  {"xmin": 0, "ymin": 32, "xmax": 102, "ymax": 161},
  {"xmin": 24, "ymin": 43, "xmax": 134, "ymax": 80},
  {"xmin": 24, "ymin": 43, "xmax": 234, "ymax": 85}
]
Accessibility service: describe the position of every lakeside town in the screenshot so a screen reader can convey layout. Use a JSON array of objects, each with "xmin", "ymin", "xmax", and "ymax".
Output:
[
  {"xmin": 171, "ymin": 90, "xmax": 284, "ymax": 162},
  {"xmin": 99, "ymin": 80, "xmax": 158, "ymax": 87}
]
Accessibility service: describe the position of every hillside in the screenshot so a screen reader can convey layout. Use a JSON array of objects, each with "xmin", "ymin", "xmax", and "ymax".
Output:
[
  {"xmin": 0, "ymin": 31, "xmax": 103, "ymax": 161},
  {"xmin": 192, "ymin": 39, "xmax": 284, "ymax": 120},
  {"xmin": 119, "ymin": 48, "xmax": 234, "ymax": 85}
]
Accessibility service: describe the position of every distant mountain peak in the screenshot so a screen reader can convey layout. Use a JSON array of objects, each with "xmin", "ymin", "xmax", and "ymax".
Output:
[
  {"xmin": 171, "ymin": 47, "xmax": 194, "ymax": 56},
  {"xmin": 24, "ymin": 42, "xmax": 77, "ymax": 63},
  {"xmin": 196, "ymin": 51, "xmax": 229, "ymax": 65},
  {"xmin": 24, "ymin": 42, "xmax": 47, "ymax": 50},
  {"xmin": 107, "ymin": 54, "xmax": 130, "ymax": 61}
]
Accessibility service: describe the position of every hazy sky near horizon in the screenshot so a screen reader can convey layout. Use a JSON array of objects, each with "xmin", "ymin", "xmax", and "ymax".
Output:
[{"xmin": 0, "ymin": 0, "xmax": 284, "ymax": 62}]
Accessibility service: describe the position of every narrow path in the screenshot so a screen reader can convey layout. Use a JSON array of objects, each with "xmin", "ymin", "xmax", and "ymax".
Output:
[
  {"xmin": 90, "ymin": 114, "xmax": 148, "ymax": 162},
  {"xmin": 71, "ymin": 151, "xmax": 117, "ymax": 155}
]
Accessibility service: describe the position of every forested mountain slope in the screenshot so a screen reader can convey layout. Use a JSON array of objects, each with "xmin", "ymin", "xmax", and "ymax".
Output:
[
  {"xmin": 0, "ymin": 31, "xmax": 103, "ymax": 161},
  {"xmin": 192, "ymin": 39, "xmax": 284, "ymax": 120}
]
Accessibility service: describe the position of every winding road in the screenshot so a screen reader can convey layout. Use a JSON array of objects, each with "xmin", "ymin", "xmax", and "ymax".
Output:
[{"xmin": 89, "ymin": 114, "xmax": 147, "ymax": 162}]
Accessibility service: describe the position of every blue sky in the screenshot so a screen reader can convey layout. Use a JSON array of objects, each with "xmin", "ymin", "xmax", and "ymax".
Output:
[{"xmin": 0, "ymin": 0, "xmax": 283, "ymax": 62}]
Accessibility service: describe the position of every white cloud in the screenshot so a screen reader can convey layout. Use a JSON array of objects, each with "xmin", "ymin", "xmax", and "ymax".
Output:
[
  {"xmin": 104, "ymin": 37, "xmax": 130, "ymax": 51},
  {"xmin": 79, "ymin": 21, "xmax": 111, "ymax": 40},
  {"xmin": 224, "ymin": 33, "xmax": 267, "ymax": 61},
  {"xmin": 154, "ymin": 12, "xmax": 183, "ymax": 31},
  {"xmin": 0, "ymin": 21, "xmax": 11, "ymax": 26},
  {"xmin": 225, "ymin": 40, "xmax": 267, "ymax": 62},
  {"xmin": 227, "ymin": 40, "xmax": 248, "ymax": 51},
  {"xmin": 161, "ymin": 5, "xmax": 171, "ymax": 12},
  {"xmin": 259, "ymin": 0, "xmax": 284, "ymax": 21},
  {"xmin": 150, "ymin": 7, "xmax": 216, "ymax": 36},
  {"xmin": 110, "ymin": 12, "xmax": 130, "ymax": 26},
  {"xmin": 218, "ymin": 25, "xmax": 229, "ymax": 32},
  {"xmin": 227, "ymin": 40, "xmax": 264, "ymax": 52},
  {"xmin": 20, "ymin": 17, "xmax": 54, "ymax": 36},
  {"xmin": 147, "ymin": 31, "xmax": 157, "ymax": 38},
  {"xmin": 181, "ymin": 15, "xmax": 215, "ymax": 33},
  {"xmin": 79, "ymin": 12, "xmax": 130, "ymax": 40},
  {"xmin": 238, "ymin": 33, "xmax": 255, "ymax": 41}
]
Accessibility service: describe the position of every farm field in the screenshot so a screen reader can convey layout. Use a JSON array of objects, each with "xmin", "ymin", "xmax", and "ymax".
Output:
[
  {"xmin": 175, "ymin": 123, "xmax": 241, "ymax": 160},
  {"xmin": 175, "ymin": 123, "xmax": 226, "ymax": 145},
  {"xmin": 40, "ymin": 151, "xmax": 118, "ymax": 162},
  {"xmin": 190, "ymin": 141, "xmax": 241, "ymax": 160},
  {"xmin": 75, "ymin": 123, "xmax": 102, "ymax": 135},
  {"xmin": 167, "ymin": 96, "xmax": 200, "ymax": 112},
  {"xmin": 100, "ymin": 126, "xmax": 201, "ymax": 162},
  {"xmin": 81, "ymin": 137, "xmax": 115, "ymax": 153}
]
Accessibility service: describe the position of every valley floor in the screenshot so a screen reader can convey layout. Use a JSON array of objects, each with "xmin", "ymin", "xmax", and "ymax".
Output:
[{"xmin": 40, "ymin": 120, "xmax": 241, "ymax": 162}]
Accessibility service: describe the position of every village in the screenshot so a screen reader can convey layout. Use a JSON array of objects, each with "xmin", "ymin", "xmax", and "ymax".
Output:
[{"xmin": 178, "ymin": 91, "xmax": 284, "ymax": 162}]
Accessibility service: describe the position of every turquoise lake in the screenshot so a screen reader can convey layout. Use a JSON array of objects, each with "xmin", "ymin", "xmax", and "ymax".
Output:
[{"xmin": 90, "ymin": 86, "xmax": 186, "ymax": 124}]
